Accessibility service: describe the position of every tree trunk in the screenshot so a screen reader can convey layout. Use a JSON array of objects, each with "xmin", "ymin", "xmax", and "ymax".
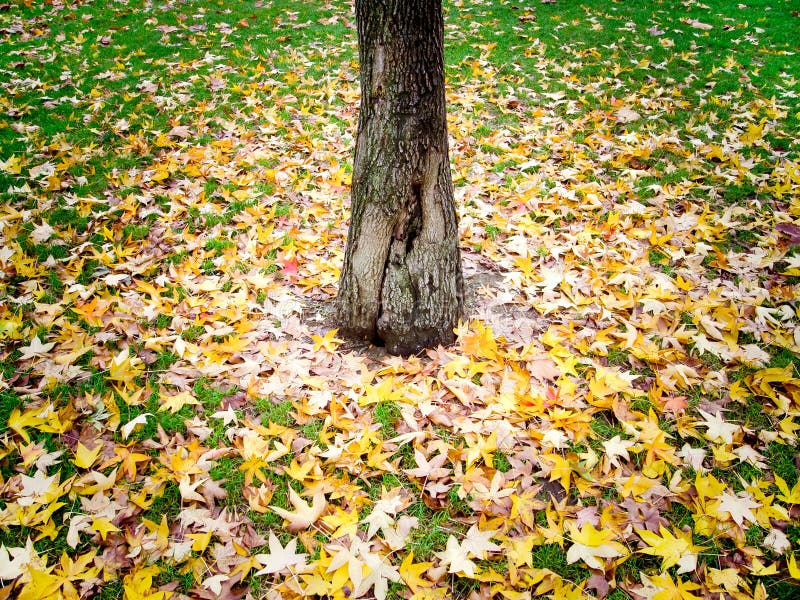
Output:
[{"xmin": 336, "ymin": 0, "xmax": 463, "ymax": 355}]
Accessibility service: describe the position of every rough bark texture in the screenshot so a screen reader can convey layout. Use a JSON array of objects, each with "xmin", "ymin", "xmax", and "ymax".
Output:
[{"xmin": 336, "ymin": 0, "xmax": 463, "ymax": 355}]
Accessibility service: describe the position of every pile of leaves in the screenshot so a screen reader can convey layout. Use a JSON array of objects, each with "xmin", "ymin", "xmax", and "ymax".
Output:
[{"xmin": 1, "ymin": 0, "xmax": 799, "ymax": 598}]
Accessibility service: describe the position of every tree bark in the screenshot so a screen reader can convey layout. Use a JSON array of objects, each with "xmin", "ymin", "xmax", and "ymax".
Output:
[{"xmin": 336, "ymin": 0, "xmax": 463, "ymax": 355}]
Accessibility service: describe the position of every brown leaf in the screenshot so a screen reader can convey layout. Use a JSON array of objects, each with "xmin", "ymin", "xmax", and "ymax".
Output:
[{"xmin": 776, "ymin": 222, "xmax": 800, "ymax": 243}]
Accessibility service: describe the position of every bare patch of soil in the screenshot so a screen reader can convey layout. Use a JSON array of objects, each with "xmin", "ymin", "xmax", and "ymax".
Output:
[{"xmin": 298, "ymin": 249, "xmax": 548, "ymax": 358}]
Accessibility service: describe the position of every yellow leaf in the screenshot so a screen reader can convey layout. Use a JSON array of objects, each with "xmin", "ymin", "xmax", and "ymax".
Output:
[
  {"xmin": 7, "ymin": 408, "xmax": 46, "ymax": 443},
  {"xmin": 122, "ymin": 565, "xmax": 170, "ymax": 600},
  {"xmin": 505, "ymin": 534, "xmax": 537, "ymax": 568},
  {"xmin": 674, "ymin": 274, "xmax": 694, "ymax": 291},
  {"xmin": 740, "ymin": 118, "xmax": 766, "ymax": 145},
  {"xmin": 775, "ymin": 473, "xmax": 800, "ymax": 504},
  {"xmin": 320, "ymin": 506, "xmax": 359, "ymax": 539},
  {"xmin": 244, "ymin": 483, "xmax": 275, "ymax": 513},
  {"xmin": 462, "ymin": 320, "xmax": 500, "ymax": 359},
  {"xmin": 311, "ymin": 328, "xmax": 343, "ymax": 353},
  {"xmin": 0, "ymin": 155, "xmax": 23, "ymax": 174},
  {"xmin": 142, "ymin": 515, "xmax": 170, "ymax": 551},
  {"xmin": 107, "ymin": 349, "xmax": 144, "ymax": 387},
  {"xmin": 129, "ymin": 489, "xmax": 154, "ymax": 510},
  {"xmin": 788, "ymin": 553, "xmax": 800, "ymax": 579},
  {"xmin": 702, "ymin": 144, "xmax": 725, "ymax": 161},
  {"xmin": 650, "ymin": 573, "xmax": 702, "ymax": 600},
  {"xmin": 566, "ymin": 521, "xmax": 628, "ymax": 570},
  {"xmin": 73, "ymin": 442, "xmax": 102, "ymax": 469},
  {"xmin": 158, "ymin": 390, "xmax": 200, "ymax": 414},
  {"xmin": 34, "ymin": 519, "xmax": 60, "ymax": 542},
  {"xmin": 636, "ymin": 525, "xmax": 706, "ymax": 572},
  {"xmin": 283, "ymin": 458, "xmax": 320, "ymax": 483},
  {"xmin": 360, "ymin": 376, "xmax": 402, "ymax": 406},
  {"xmin": 749, "ymin": 557, "xmax": 778, "ymax": 576},
  {"xmin": 400, "ymin": 551, "xmax": 434, "ymax": 593},
  {"xmin": 17, "ymin": 569, "xmax": 62, "ymax": 600},
  {"xmin": 464, "ymin": 430, "xmax": 497, "ymax": 469},
  {"xmin": 188, "ymin": 531, "xmax": 213, "ymax": 553},
  {"xmin": 90, "ymin": 517, "xmax": 120, "ymax": 541},
  {"xmin": 542, "ymin": 453, "xmax": 574, "ymax": 492}
]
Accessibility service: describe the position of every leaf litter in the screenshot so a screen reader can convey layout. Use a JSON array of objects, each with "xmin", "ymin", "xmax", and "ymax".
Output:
[{"xmin": 0, "ymin": 0, "xmax": 799, "ymax": 599}]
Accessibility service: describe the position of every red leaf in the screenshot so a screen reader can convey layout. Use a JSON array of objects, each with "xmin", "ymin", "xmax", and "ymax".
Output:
[{"xmin": 281, "ymin": 258, "xmax": 299, "ymax": 275}]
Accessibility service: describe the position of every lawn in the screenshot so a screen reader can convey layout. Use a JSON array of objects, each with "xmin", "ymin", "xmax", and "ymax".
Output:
[{"xmin": 1, "ymin": 0, "xmax": 799, "ymax": 599}]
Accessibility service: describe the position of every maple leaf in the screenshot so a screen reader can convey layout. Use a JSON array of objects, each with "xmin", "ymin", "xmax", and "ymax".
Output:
[
  {"xmin": 18, "ymin": 469, "xmax": 59, "ymax": 504},
  {"xmin": 159, "ymin": 389, "xmax": 200, "ymax": 413},
  {"xmin": 73, "ymin": 442, "xmax": 102, "ymax": 469},
  {"xmin": 461, "ymin": 320, "xmax": 500, "ymax": 359},
  {"xmin": 122, "ymin": 565, "xmax": 170, "ymax": 600},
  {"xmin": 661, "ymin": 395, "xmax": 688, "ymax": 414},
  {"xmin": 178, "ymin": 476, "xmax": 207, "ymax": 503},
  {"xmin": 716, "ymin": 491, "xmax": 760, "ymax": 526},
  {"xmin": 763, "ymin": 528, "xmax": 791, "ymax": 554},
  {"xmin": 362, "ymin": 507, "xmax": 394, "ymax": 540},
  {"xmin": 403, "ymin": 449, "xmax": 450, "ymax": 480},
  {"xmin": 774, "ymin": 474, "xmax": 800, "ymax": 504},
  {"xmin": 435, "ymin": 535, "xmax": 476, "ymax": 576},
  {"xmin": 749, "ymin": 557, "xmax": 779, "ymax": 576},
  {"xmin": 740, "ymin": 118, "xmax": 766, "ymax": 144},
  {"xmin": 210, "ymin": 406, "xmax": 239, "ymax": 426},
  {"xmin": 17, "ymin": 336, "xmax": 55, "ymax": 360},
  {"xmin": 462, "ymin": 524, "xmax": 501, "ymax": 558},
  {"xmin": 90, "ymin": 517, "xmax": 120, "ymax": 541},
  {"xmin": 17, "ymin": 568, "xmax": 63, "ymax": 600},
  {"xmin": 788, "ymin": 553, "xmax": 800, "ymax": 580},
  {"xmin": 244, "ymin": 483, "xmax": 275, "ymax": 513},
  {"xmin": 463, "ymin": 430, "xmax": 497, "ymax": 469},
  {"xmin": 311, "ymin": 328, "xmax": 343, "ymax": 353},
  {"xmin": 201, "ymin": 574, "xmax": 228, "ymax": 595},
  {"xmin": 269, "ymin": 488, "xmax": 327, "ymax": 532},
  {"xmin": 602, "ymin": 435, "xmax": 634, "ymax": 470},
  {"xmin": 360, "ymin": 376, "xmax": 403, "ymax": 406},
  {"xmin": 541, "ymin": 452, "xmax": 574, "ymax": 491},
  {"xmin": 7, "ymin": 408, "xmax": 46, "ymax": 443},
  {"xmin": 637, "ymin": 525, "xmax": 706, "ymax": 574},
  {"xmin": 697, "ymin": 409, "xmax": 740, "ymax": 444},
  {"xmin": 321, "ymin": 506, "xmax": 360, "ymax": 539},
  {"xmin": 30, "ymin": 221, "xmax": 56, "ymax": 244},
  {"xmin": 254, "ymin": 531, "xmax": 308, "ymax": 575},
  {"xmin": 121, "ymin": 413, "xmax": 152, "ymax": 439},
  {"xmin": 281, "ymin": 257, "xmax": 299, "ymax": 274},
  {"xmin": 356, "ymin": 551, "xmax": 402, "ymax": 600},
  {"xmin": 648, "ymin": 573, "xmax": 703, "ymax": 600},
  {"xmin": 399, "ymin": 551, "xmax": 433, "ymax": 593},
  {"xmin": 566, "ymin": 522, "xmax": 628, "ymax": 570},
  {"xmin": 325, "ymin": 540, "xmax": 368, "ymax": 590},
  {"xmin": 107, "ymin": 349, "xmax": 144, "ymax": 388},
  {"xmin": 0, "ymin": 544, "xmax": 30, "ymax": 580}
]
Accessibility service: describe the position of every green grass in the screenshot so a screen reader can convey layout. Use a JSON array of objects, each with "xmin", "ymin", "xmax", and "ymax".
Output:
[
  {"xmin": 406, "ymin": 504, "xmax": 453, "ymax": 560},
  {"xmin": 254, "ymin": 397, "xmax": 294, "ymax": 427},
  {"xmin": 373, "ymin": 401, "xmax": 401, "ymax": 438},
  {"xmin": 767, "ymin": 441, "xmax": 800, "ymax": 487},
  {"xmin": 210, "ymin": 456, "xmax": 247, "ymax": 508},
  {"xmin": 142, "ymin": 481, "xmax": 182, "ymax": 521},
  {"xmin": 531, "ymin": 543, "xmax": 588, "ymax": 583}
]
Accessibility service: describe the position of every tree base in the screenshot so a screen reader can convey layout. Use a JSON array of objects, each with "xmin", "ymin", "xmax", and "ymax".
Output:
[{"xmin": 336, "ymin": 0, "xmax": 462, "ymax": 355}]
